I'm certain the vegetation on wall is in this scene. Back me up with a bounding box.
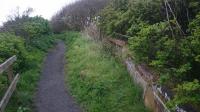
[99,0,200,110]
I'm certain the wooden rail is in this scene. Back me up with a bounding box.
[0,56,19,112]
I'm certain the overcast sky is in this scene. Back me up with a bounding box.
[0,0,77,25]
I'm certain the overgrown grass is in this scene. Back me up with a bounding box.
[65,32,148,112]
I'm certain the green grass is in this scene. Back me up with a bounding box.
[65,32,148,112]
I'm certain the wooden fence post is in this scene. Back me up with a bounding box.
[6,65,14,83]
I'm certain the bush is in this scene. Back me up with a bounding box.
[129,22,170,63]
[0,33,28,71]
[99,0,162,37]
[100,0,200,109]
[167,80,200,110]
[1,15,51,46]
[23,16,51,41]
[0,11,55,112]
[30,34,55,52]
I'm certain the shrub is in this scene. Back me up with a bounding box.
[99,0,200,110]
[167,80,200,110]
[30,34,55,52]
[0,33,27,71]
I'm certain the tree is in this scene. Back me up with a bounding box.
[51,0,108,32]
[0,8,51,45]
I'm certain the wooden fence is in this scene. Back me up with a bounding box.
[0,56,19,112]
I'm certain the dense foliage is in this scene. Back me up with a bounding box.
[0,9,55,111]
[0,10,51,45]
[99,0,200,110]
[51,0,108,32]
[22,16,51,43]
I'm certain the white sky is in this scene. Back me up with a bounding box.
[0,0,77,25]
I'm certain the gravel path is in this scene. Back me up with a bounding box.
[36,41,82,112]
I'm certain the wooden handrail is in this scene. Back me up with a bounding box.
[0,55,19,112]
[0,74,20,112]
[0,56,17,74]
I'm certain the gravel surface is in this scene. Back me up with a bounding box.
[36,41,82,112]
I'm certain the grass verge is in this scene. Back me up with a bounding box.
[65,32,148,112]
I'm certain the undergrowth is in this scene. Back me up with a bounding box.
[6,49,44,112]
[65,32,148,112]
[4,34,55,112]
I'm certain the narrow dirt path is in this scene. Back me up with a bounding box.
[36,41,82,112]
